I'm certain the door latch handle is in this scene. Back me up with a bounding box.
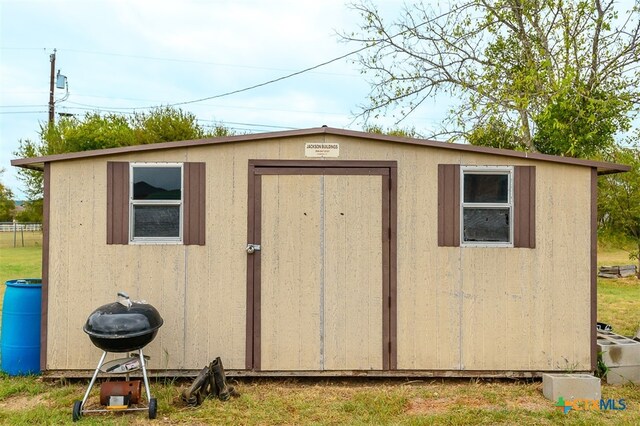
[246,243,261,254]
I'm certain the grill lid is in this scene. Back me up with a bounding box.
[83,292,163,339]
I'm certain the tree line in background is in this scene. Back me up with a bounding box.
[0,168,15,222]
[598,145,640,271]
[348,0,640,274]
[1,1,639,272]
[345,0,640,157]
[0,107,231,222]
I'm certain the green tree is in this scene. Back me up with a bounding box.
[13,138,45,202]
[131,107,206,145]
[345,0,640,157]
[14,199,43,223]
[44,112,135,153]
[15,113,137,202]
[13,107,232,220]
[599,145,640,277]
[465,117,525,151]
[363,124,418,138]
[0,168,16,222]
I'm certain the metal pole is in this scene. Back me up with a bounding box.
[48,49,56,127]
[138,349,153,402]
[13,220,16,248]
[81,351,108,409]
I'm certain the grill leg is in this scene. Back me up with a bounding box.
[81,351,108,409]
[138,349,153,402]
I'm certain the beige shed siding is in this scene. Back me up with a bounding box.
[457,155,591,371]
[182,144,247,369]
[322,175,383,370]
[45,134,592,372]
[393,150,463,370]
[260,175,324,370]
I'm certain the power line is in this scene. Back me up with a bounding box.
[132,45,372,110]
[0,106,302,133]
[197,120,297,130]
[0,105,46,108]
[61,99,349,117]
[0,110,47,114]
[77,7,455,111]
[0,47,49,51]
[3,8,454,117]
[2,47,368,114]
[0,46,360,78]
[60,48,360,77]
[65,99,160,108]
[63,102,139,111]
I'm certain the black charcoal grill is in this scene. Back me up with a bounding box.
[83,294,163,352]
[73,292,163,421]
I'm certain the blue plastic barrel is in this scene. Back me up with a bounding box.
[1,279,42,375]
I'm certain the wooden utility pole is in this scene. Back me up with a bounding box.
[48,49,56,127]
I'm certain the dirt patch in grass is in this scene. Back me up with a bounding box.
[504,396,549,412]
[406,397,452,414]
[403,381,552,417]
[405,394,520,415]
[0,393,50,411]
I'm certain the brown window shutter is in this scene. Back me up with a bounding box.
[514,166,536,248]
[438,164,460,247]
[106,162,129,244]
[183,162,206,245]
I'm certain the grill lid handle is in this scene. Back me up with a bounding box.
[117,292,132,308]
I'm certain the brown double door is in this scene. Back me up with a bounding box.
[246,161,396,371]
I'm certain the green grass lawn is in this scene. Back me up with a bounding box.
[0,234,638,424]
[0,231,42,278]
[0,245,42,287]
[598,278,640,336]
[0,376,637,425]
[596,246,640,336]
[0,232,42,315]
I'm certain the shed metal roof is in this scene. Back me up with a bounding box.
[10,126,631,175]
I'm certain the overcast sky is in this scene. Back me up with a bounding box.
[0,0,453,199]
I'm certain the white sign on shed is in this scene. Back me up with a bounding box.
[305,143,339,158]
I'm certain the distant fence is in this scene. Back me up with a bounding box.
[0,222,43,248]
[0,222,42,232]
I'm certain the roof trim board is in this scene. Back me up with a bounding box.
[10,126,631,174]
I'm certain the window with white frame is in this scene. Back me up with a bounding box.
[461,166,513,245]
[130,163,183,243]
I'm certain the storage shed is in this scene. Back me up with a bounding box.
[11,127,630,377]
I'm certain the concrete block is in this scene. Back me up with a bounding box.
[605,365,640,385]
[542,374,601,402]
[598,342,640,366]
[597,332,640,367]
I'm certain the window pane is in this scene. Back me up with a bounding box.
[463,208,510,242]
[464,174,508,203]
[133,206,180,238]
[133,167,181,200]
